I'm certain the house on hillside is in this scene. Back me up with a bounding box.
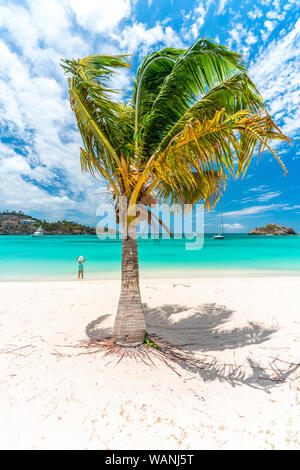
[20,219,33,225]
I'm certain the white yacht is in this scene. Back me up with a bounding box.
[32,226,44,237]
[213,233,224,239]
[213,206,224,239]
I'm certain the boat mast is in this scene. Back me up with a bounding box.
[219,202,224,235]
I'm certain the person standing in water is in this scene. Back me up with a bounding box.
[76,255,86,279]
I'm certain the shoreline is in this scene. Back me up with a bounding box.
[1,268,300,282]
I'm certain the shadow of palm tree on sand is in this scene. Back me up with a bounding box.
[143,303,276,352]
[86,314,113,340]
[85,302,299,391]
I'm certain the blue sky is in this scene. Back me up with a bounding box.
[0,0,299,232]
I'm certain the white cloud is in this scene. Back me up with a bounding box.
[115,22,182,53]
[266,11,285,21]
[194,1,207,27]
[260,29,271,42]
[239,189,282,204]
[223,223,244,230]
[0,144,74,218]
[283,205,300,210]
[250,19,300,136]
[228,23,257,55]
[264,20,277,32]
[217,0,230,15]
[191,23,199,39]
[245,31,258,45]
[0,0,87,68]
[256,191,282,202]
[0,142,104,223]
[284,0,299,10]
[68,0,132,33]
[182,0,212,41]
[248,185,268,192]
[0,1,102,221]
[248,7,263,20]
[223,204,286,217]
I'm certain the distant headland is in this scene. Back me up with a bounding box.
[248,223,297,235]
[0,211,105,235]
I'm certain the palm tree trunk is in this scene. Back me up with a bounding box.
[113,227,146,346]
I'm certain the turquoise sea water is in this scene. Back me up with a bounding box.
[0,234,300,280]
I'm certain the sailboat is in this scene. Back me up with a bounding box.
[214,233,224,239]
[213,207,224,239]
[32,226,44,237]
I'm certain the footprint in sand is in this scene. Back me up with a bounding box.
[172,283,191,288]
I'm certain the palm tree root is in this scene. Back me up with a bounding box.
[49,334,209,376]
[2,336,299,385]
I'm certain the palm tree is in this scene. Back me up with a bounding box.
[61,39,289,347]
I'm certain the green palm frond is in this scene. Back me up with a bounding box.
[140,39,246,158]
[133,48,185,152]
[151,109,289,207]
[155,170,227,209]
[61,55,134,176]
[154,72,264,157]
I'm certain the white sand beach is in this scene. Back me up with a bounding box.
[0,277,299,450]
